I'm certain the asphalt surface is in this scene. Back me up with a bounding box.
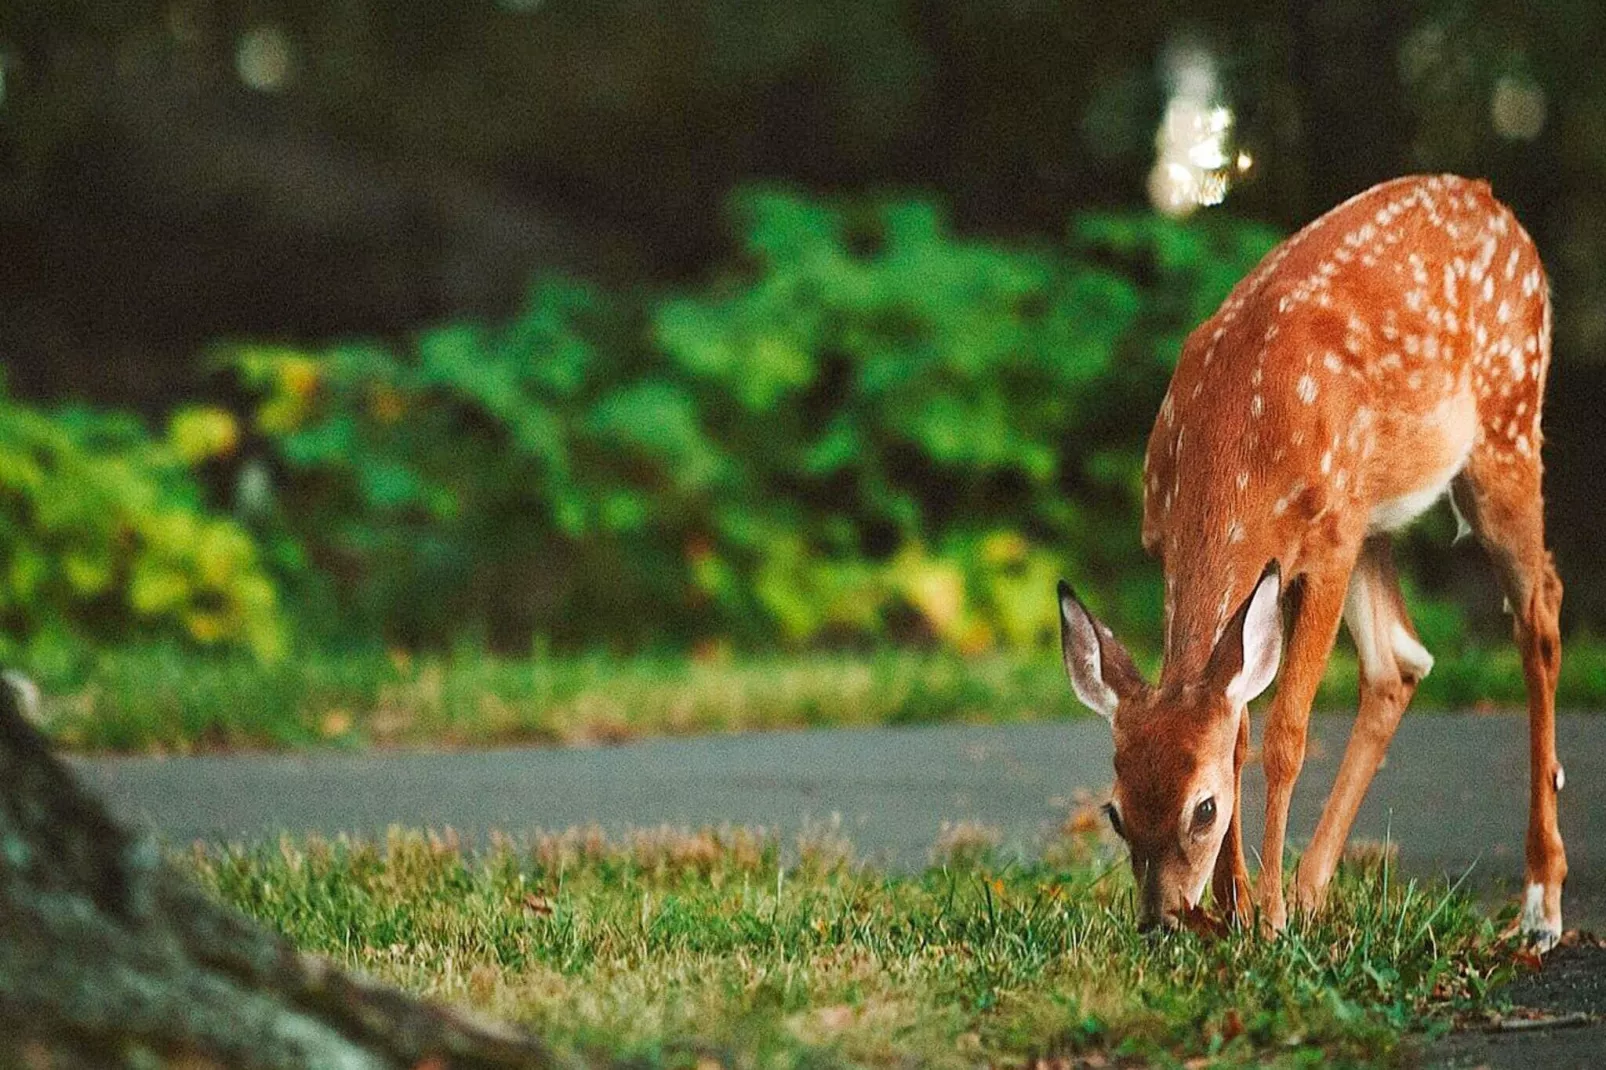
[1430,943,1606,1070]
[71,712,1606,926]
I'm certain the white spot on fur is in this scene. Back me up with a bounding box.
[1297,374,1318,404]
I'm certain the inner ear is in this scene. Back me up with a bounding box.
[1208,562,1284,708]
[1057,580,1146,722]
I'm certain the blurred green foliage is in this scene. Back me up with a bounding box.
[0,384,283,666]
[227,190,1280,655]
[227,280,645,649]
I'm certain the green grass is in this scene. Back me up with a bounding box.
[181,825,1514,1069]
[26,635,1606,755]
[33,646,1078,753]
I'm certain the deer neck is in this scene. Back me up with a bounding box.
[1159,538,1269,687]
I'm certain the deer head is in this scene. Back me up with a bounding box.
[1058,563,1283,930]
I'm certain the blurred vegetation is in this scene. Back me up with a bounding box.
[5,2,1606,739]
[0,383,282,667]
[215,191,1279,656]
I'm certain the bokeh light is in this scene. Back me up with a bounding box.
[1147,38,1248,217]
[1490,74,1546,141]
[236,25,293,93]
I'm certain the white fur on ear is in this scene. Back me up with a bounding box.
[1224,568,1283,708]
[1059,586,1119,721]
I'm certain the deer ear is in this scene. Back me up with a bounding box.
[1058,580,1144,723]
[1211,562,1284,708]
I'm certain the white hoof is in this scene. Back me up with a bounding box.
[1520,882,1562,953]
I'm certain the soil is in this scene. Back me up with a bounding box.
[1428,937,1606,1069]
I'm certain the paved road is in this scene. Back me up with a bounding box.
[72,713,1606,924]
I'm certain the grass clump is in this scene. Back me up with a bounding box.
[183,825,1512,1068]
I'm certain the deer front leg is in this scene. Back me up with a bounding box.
[1212,707,1254,924]
[1257,567,1351,933]
[1295,537,1426,913]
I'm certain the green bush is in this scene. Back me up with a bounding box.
[231,190,1282,654]
[228,280,657,648]
[0,388,284,665]
[652,192,1277,649]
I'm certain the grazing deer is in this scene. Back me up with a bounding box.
[1058,174,1566,947]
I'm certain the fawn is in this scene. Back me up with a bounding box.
[1058,174,1566,947]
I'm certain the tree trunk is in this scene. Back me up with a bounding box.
[0,675,571,1069]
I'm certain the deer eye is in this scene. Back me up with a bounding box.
[1192,797,1217,832]
[1102,802,1125,839]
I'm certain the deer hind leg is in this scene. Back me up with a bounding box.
[1294,537,1428,914]
[1258,557,1356,933]
[1453,455,1566,949]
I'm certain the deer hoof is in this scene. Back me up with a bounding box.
[1519,882,1563,953]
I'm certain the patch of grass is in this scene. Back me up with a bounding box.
[34,646,1077,753]
[182,825,1513,1068]
[29,635,1606,754]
